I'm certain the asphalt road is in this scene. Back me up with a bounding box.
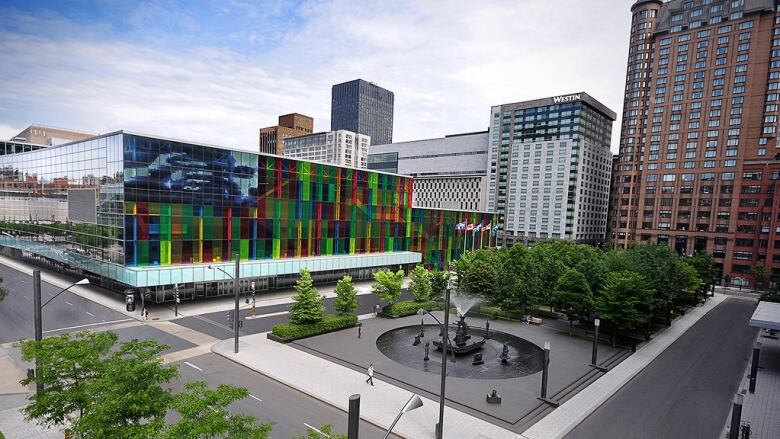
[175,290,413,340]
[171,353,396,439]
[566,298,758,439]
[0,263,129,343]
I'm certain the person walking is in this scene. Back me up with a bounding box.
[366,363,374,386]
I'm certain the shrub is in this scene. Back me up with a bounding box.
[382,300,439,318]
[272,314,358,341]
[760,292,780,303]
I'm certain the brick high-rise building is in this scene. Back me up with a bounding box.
[611,0,780,286]
[258,113,313,155]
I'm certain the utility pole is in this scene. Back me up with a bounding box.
[234,257,240,354]
[33,269,43,394]
[173,283,179,317]
[250,280,256,316]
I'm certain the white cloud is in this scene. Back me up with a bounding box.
[0,0,632,152]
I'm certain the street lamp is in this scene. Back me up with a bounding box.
[384,394,423,439]
[32,269,89,393]
[417,273,455,439]
[208,257,241,354]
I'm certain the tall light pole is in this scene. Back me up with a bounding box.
[32,269,89,393]
[208,257,241,354]
[437,275,454,438]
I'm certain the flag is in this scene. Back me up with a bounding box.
[474,224,482,233]
[484,222,491,230]
[466,223,474,231]
[455,222,466,231]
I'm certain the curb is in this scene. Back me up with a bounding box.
[520,293,727,439]
[210,337,408,438]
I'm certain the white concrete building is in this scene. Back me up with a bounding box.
[487,93,615,244]
[368,131,488,211]
[283,130,370,169]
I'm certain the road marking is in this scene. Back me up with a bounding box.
[244,310,289,320]
[65,302,73,306]
[43,318,133,334]
[184,361,203,372]
[248,394,262,402]
[85,311,95,317]
[303,423,328,436]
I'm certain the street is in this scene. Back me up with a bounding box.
[0,261,399,438]
[566,298,758,439]
[0,264,129,343]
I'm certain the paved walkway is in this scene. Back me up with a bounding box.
[722,328,780,439]
[521,291,727,439]
[213,334,523,439]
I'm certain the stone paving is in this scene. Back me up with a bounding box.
[290,311,627,431]
[723,328,780,439]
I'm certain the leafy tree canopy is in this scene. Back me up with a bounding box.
[333,275,358,316]
[372,269,405,304]
[289,268,324,324]
[409,265,433,302]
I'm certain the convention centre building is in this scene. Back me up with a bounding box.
[0,132,499,302]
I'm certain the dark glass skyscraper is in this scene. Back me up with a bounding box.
[331,79,394,145]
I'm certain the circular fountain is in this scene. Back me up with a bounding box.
[375,296,545,379]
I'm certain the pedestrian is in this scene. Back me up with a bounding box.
[358,322,362,338]
[366,363,374,386]
[144,308,149,321]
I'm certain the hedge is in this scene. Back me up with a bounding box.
[272,314,358,341]
[760,292,780,303]
[382,299,439,318]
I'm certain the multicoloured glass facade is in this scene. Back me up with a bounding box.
[0,131,498,301]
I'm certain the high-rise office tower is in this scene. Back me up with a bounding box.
[331,79,394,145]
[259,113,313,155]
[283,129,370,169]
[487,93,616,245]
[611,0,780,286]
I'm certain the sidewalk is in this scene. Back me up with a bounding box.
[213,334,522,439]
[0,345,60,438]
[520,291,727,439]
[722,328,780,439]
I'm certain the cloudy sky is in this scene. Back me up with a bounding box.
[0,0,632,152]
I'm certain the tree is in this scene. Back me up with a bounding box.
[372,269,404,305]
[19,331,118,431]
[159,381,272,439]
[595,271,654,346]
[450,250,500,299]
[552,269,593,336]
[409,265,432,302]
[429,270,450,302]
[72,339,179,438]
[333,275,358,316]
[289,268,324,324]
[574,254,608,295]
[751,264,773,290]
[687,252,718,290]
[680,262,704,303]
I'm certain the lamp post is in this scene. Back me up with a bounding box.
[418,274,455,438]
[537,341,559,407]
[32,269,89,393]
[208,257,241,354]
[728,391,744,439]
[749,341,761,393]
[250,280,257,316]
[384,394,423,439]
[589,318,608,372]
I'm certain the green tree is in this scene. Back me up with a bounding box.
[73,339,179,438]
[333,275,358,316]
[159,381,272,439]
[680,262,704,303]
[687,252,718,291]
[429,270,450,302]
[595,271,654,346]
[19,331,117,431]
[409,265,432,302]
[372,269,405,305]
[574,254,608,295]
[751,264,773,290]
[552,269,593,336]
[289,268,324,324]
[451,250,500,299]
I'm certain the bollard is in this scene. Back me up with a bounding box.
[749,342,761,393]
